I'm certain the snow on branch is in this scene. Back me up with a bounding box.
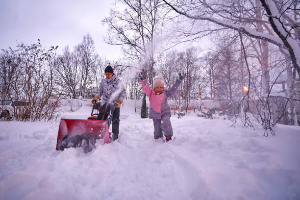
[163,0,300,76]
[260,0,300,77]
[163,0,283,46]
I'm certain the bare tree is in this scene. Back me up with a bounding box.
[182,47,200,112]
[163,0,300,77]
[54,46,80,99]
[76,34,99,98]
[157,47,201,114]
[0,48,19,102]
[203,52,217,100]
[0,41,59,121]
[103,0,170,85]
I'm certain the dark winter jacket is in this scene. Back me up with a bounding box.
[97,75,126,104]
[141,78,182,119]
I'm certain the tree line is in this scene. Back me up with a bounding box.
[103,0,299,134]
[1,0,299,134]
[0,34,108,120]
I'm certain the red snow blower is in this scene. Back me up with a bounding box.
[56,102,115,153]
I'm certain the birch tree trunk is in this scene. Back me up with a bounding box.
[256,0,271,130]
[286,57,297,125]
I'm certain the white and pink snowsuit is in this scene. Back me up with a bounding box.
[141,78,183,139]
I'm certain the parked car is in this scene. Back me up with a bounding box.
[0,100,29,119]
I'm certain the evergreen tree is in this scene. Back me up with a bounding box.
[141,94,147,118]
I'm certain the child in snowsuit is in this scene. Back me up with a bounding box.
[140,70,184,141]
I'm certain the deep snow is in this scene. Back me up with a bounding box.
[0,99,300,200]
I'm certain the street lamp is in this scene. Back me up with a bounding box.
[242,85,249,94]
[242,85,249,112]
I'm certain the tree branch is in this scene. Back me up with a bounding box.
[163,0,300,77]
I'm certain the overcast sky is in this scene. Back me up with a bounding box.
[0,0,121,60]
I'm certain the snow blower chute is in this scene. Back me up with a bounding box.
[56,102,115,153]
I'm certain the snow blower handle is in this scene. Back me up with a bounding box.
[92,96,99,104]
[92,101,101,110]
[89,101,101,119]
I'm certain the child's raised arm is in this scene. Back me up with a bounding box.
[166,73,185,97]
[140,69,152,96]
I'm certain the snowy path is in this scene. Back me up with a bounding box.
[0,100,300,200]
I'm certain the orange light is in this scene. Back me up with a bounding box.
[243,86,249,92]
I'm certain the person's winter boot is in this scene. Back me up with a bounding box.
[166,137,172,142]
[113,133,119,141]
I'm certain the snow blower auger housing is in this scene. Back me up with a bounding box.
[56,102,115,153]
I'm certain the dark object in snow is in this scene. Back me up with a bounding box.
[177,112,185,119]
[0,110,10,119]
[81,132,97,153]
[218,110,228,116]
[197,108,216,119]
[59,132,97,153]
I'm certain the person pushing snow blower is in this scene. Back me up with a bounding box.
[140,69,185,141]
[92,65,126,141]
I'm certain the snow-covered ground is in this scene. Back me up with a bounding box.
[0,100,299,200]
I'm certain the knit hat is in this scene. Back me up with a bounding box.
[105,65,114,74]
[153,76,164,88]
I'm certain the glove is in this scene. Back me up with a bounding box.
[179,73,185,81]
[115,100,122,108]
[140,69,146,80]
[92,96,99,104]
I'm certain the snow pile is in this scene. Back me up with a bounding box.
[0,100,299,200]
